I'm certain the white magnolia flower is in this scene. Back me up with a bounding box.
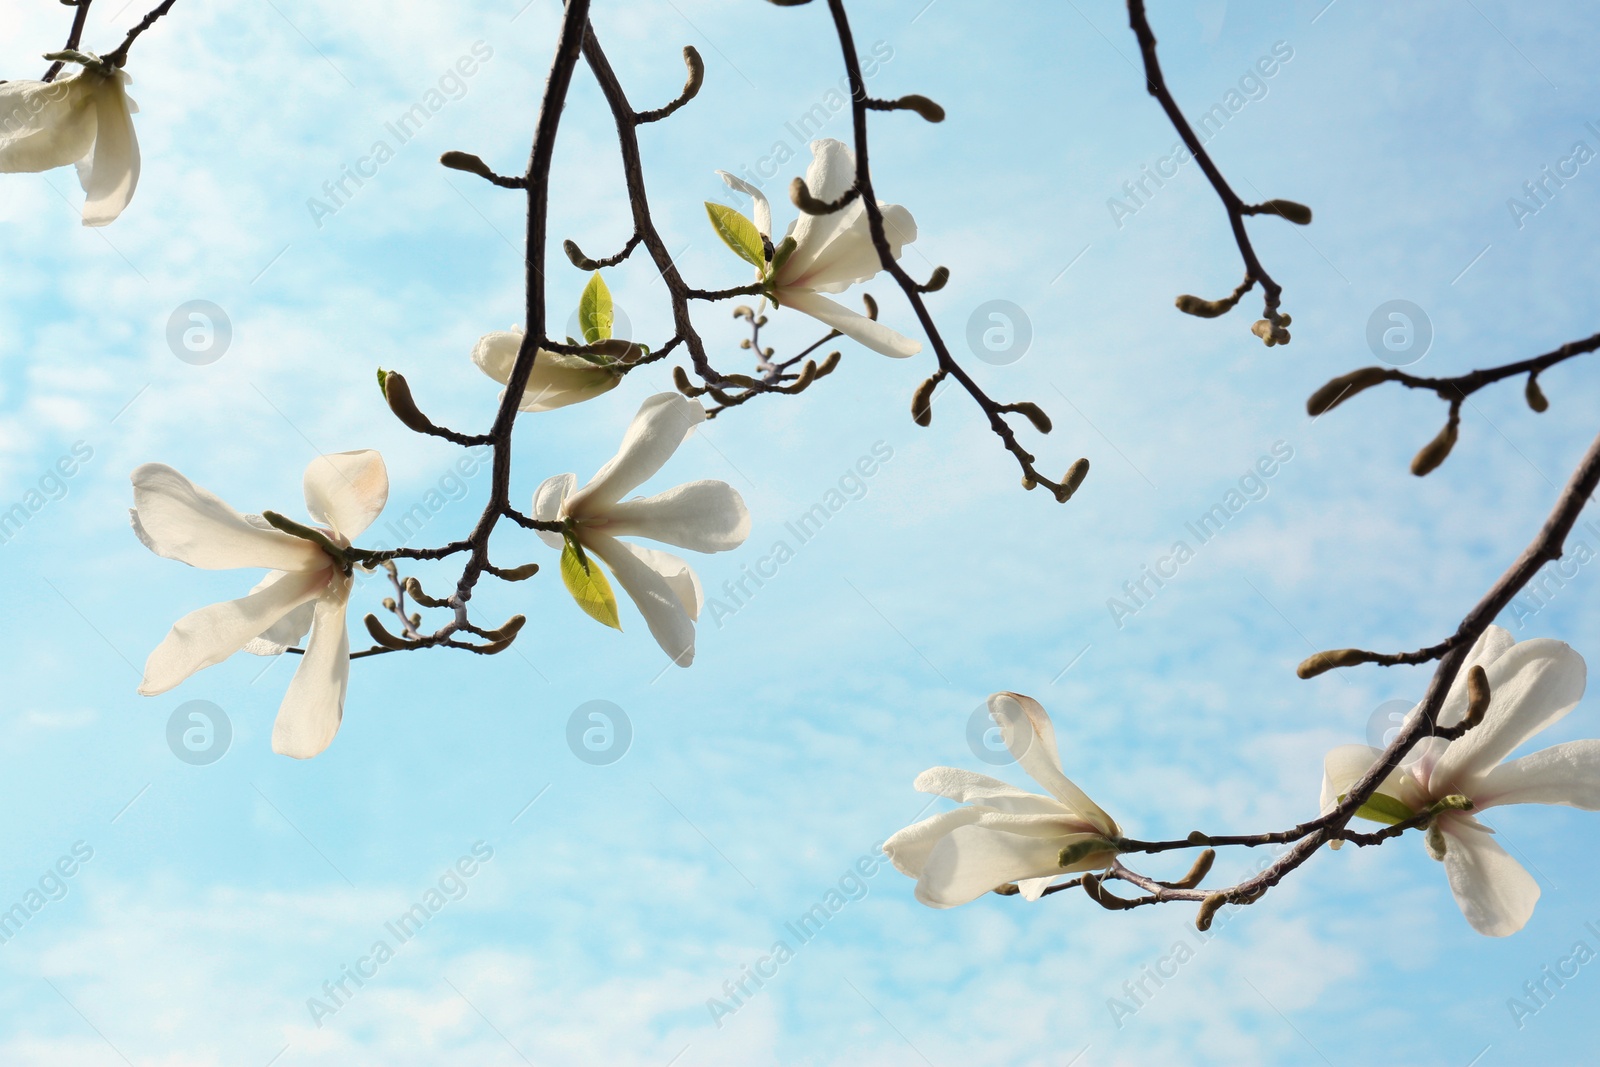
[472,326,621,413]
[1321,625,1593,936]
[131,452,389,759]
[534,393,749,666]
[0,57,140,226]
[885,692,1122,908]
[718,138,921,358]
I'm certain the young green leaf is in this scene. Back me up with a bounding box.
[560,538,621,630]
[579,272,613,343]
[1347,791,1417,826]
[705,202,766,270]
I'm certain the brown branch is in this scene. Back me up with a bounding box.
[103,0,179,67]
[820,0,1087,501]
[42,0,96,81]
[1126,0,1299,336]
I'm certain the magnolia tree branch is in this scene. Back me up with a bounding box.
[1052,424,1600,923]
[1307,327,1600,476]
[1126,0,1309,345]
[819,0,1090,502]
[43,0,180,80]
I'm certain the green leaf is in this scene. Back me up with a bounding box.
[770,235,797,277]
[560,538,621,630]
[1347,791,1416,826]
[705,202,766,270]
[579,272,613,344]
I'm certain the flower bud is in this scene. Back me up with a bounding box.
[1054,458,1089,502]
[1296,647,1371,679]
[673,366,706,397]
[1195,893,1228,931]
[1410,420,1458,477]
[1008,401,1052,434]
[922,265,950,292]
[1526,375,1549,412]
[1260,198,1313,225]
[363,613,411,649]
[1170,849,1216,889]
[1175,292,1240,318]
[911,377,938,426]
[378,369,439,436]
[1463,665,1490,730]
[495,562,541,581]
[1306,366,1391,416]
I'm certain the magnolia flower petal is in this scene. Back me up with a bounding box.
[1319,744,1427,814]
[131,463,324,572]
[787,203,918,294]
[566,393,706,515]
[916,814,1111,909]
[601,480,751,553]
[1441,818,1541,937]
[241,572,316,655]
[77,70,138,226]
[1472,740,1600,810]
[532,473,576,550]
[717,169,771,237]
[883,807,986,880]
[989,693,1118,835]
[913,766,1072,816]
[303,450,389,540]
[271,584,352,759]
[784,139,860,272]
[617,543,703,620]
[139,568,328,695]
[779,289,921,358]
[0,74,98,172]
[586,531,696,666]
[1436,625,1519,728]
[469,329,524,384]
[1431,638,1587,791]
[1015,875,1063,901]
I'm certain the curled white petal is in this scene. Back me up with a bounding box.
[271,581,353,759]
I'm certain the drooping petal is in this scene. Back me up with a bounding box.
[783,203,917,294]
[564,393,706,516]
[138,568,329,695]
[883,807,986,880]
[612,542,703,620]
[471,330,620,412]
[1472,740,1600,811]
[914,766,1078,817]
[131,463,325,572]
[76,69,138,226]
[1430,639,1587,791]
[778,289,921,358]
[599,480,750,553]
[717,169,772,238]
[272,580,352,759]
[532,473,575,550]
[0,73,98,173]
[915,812,1114,909]
[241,572,316,655]
[585,530,696,666]
[1439,818,1541,937]
[1435,625,1519,729]
[303,450,389,540]
[989,692,1118,835]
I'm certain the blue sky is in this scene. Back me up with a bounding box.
[4,0,1600,1063]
